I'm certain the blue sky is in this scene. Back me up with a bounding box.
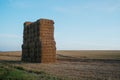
[0,0,120,51]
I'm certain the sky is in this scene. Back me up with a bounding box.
[0,0,120,51]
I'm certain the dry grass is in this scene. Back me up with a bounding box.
[57,50,120,59]
[0,50,120,80]
[0,51,21,61]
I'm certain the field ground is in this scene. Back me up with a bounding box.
[0,50,120,80]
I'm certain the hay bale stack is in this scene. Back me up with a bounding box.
[22,19,56,63]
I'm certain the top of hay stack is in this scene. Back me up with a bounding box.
[24,18,54,27]
[37,18,54,24]
[24,22,32,27]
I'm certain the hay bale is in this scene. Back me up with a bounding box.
[22,18,56,63]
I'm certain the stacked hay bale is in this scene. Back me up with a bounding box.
[22,19,56,63]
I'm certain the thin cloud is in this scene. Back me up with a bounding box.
[54,5,83,14]
[8,0,33,9]
[55,0,120,14]
[83,1,120,12]
[84,0,120,12]
[0,34,21,38]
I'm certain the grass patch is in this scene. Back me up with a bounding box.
[0,63,63,80]
[0,65,37,80]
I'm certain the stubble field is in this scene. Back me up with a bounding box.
[0,50,120,80]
